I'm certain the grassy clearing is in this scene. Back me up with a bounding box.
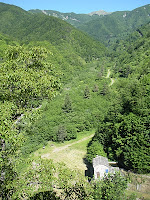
[30,130,95,173]
[34,129,95,153]
[70,138,91,151]
[17,130,94,175]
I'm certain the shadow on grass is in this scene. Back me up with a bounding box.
[83,157,94,181]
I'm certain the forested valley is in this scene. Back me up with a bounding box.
[0,2,150,200]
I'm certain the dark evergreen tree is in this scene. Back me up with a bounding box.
[56,125,67,142]
[92,84,99,92]
[100,83,109,95]
[96,72,103,80]
[84,86,90,98]
[62,94,72,113]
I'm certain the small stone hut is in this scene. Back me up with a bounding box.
[92,155,119,179]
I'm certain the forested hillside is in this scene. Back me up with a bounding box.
[29,4,150,45]
[78,4,150,45]
[0,2,105,62]
[87,22,150,173]
[29,9,104,27]
[0,33,19,58]
[0,2,149,200]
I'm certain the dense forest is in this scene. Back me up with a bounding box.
[78,4,150,45]
[87,23,150,173]
[29,4,150,45]
[0,2,150,200]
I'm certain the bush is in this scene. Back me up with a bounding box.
[93,172,128,200]
[86,141,107,163]
[65,125,77,140]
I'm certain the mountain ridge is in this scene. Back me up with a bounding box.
[88,10,112,16]
[0,2,106,67]
[28,9,102,27]
[28,4,150,45]
[78,4,150,45]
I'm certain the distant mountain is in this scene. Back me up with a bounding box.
[0,3,105,62]
[1,2,150,49]
[29,9,108,27]
[88,10,112,16]
[77,4,150,45]
[29,4,150,45]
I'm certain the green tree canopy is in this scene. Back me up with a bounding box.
[0,45,61,109]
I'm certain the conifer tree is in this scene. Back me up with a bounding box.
[84,86,90,98]
[57,125,67,142]
[62,94,72,113]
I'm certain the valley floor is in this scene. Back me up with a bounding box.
[33,130,95,173]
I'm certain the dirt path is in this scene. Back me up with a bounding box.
[110,78,115,86]
[53,134,94,153]
[41,133,94,172]
[106,69,115,86]
[106,69,111,78]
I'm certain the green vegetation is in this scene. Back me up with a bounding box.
[29,4,150,46]
[1,45,61,108]
[0,2,105,62]
[29,8,102,27]
[0,2,150,199]
[86,141,107,163]
[0,33,19,58]
[0,45,61,198]
[19,59,110,155]
[89,23,150,173]
[10,158,129,199]
[78,4,150,45]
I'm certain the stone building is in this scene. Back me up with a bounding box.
[92,155,119,179]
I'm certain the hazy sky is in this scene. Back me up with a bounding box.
[1,0,150,13]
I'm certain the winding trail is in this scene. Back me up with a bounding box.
[110,78,115,86]
[52,134,94,153]
[40,133,94,171]
[106,69,111,78]
[106,69,115,86]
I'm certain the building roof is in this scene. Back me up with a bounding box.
[93,156,109,168]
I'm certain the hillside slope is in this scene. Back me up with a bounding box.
[29,4,150,45]
[29,9,111,27]
[0,32,19,58]
[90,22,150,173]
[0,3,105,62]
[78,4,150,45]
